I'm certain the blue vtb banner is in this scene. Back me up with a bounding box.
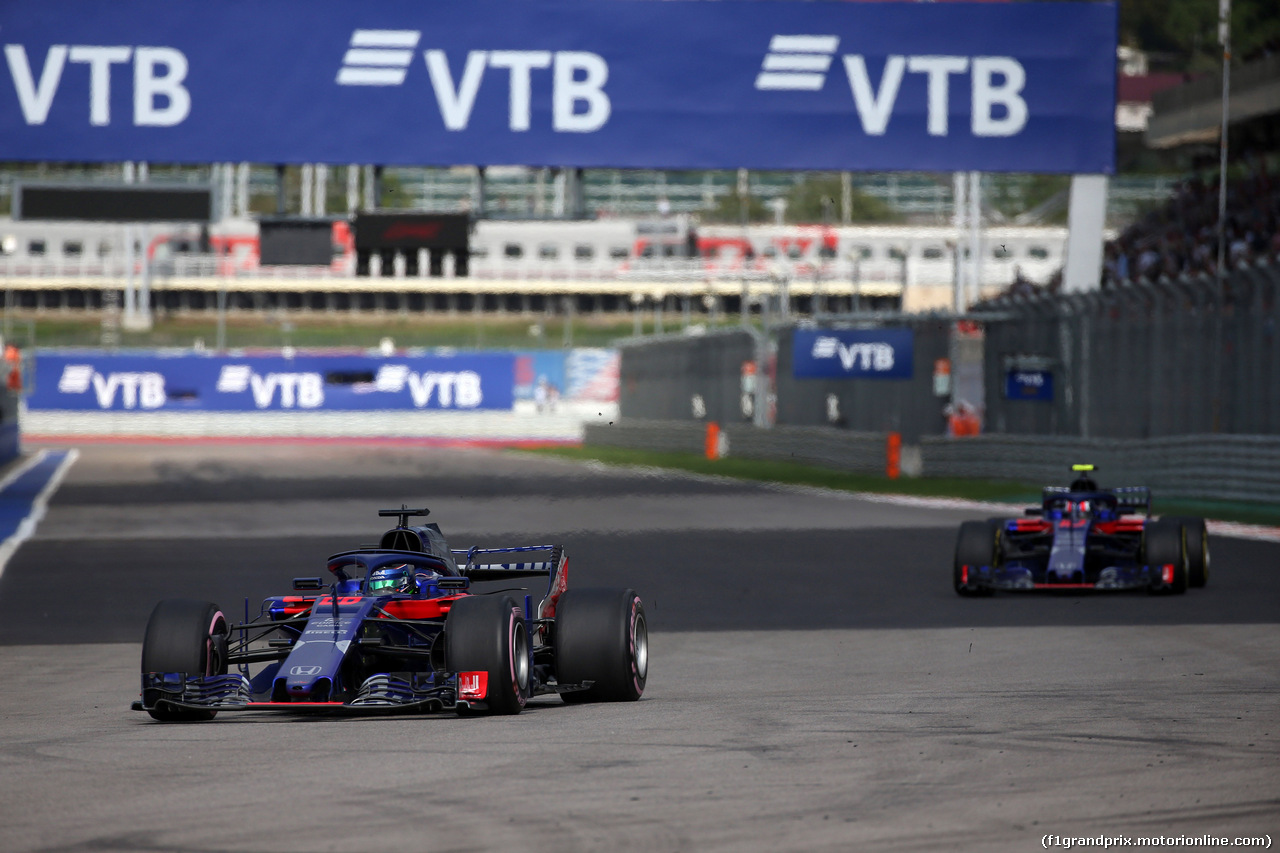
[29,352,515,411]
[793,329,914,379]
[1005,369,1053,401]
[0,0,1116,173]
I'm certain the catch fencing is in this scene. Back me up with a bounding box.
[605,262,1280,502]
[618,261,1280,440]
[618,320,955,441]
[983,261,1280,438]
[617,330,758,425]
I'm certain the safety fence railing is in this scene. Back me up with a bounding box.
[584,420,1280,504]
[921,433,1280,504]
[982,260,1280,438]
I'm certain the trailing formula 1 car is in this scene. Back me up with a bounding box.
[953,465,1210,596]
[133,507,648,721]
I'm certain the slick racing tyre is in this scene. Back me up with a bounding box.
[1142,520,1189,595]
[555,588,648,704]
[140,599,228,722]
[446,595,531,716]
[954,520,999,597]
[1166,516,1209,588]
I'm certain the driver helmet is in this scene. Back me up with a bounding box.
[367,564,415,596]
[1070,475,1099,492]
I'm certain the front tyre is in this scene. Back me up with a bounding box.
[140,599,228,722]
[556,588,648,703]
[446,595,531,716]
[954,520,999,597]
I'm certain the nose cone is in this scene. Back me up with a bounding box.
[285,665,327,696]
[286,672,332,701]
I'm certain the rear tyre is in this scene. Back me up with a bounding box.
[1142,520,1188,595]
[556,588,648,703]
[446,595,530,716]
[140,599,228,722]
[954,520,999,597]
[1166,516,1209,588]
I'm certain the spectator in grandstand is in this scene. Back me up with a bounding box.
[1100,156,1280,287]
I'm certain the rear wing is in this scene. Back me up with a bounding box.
[1112,487,1151,515]
[1041,485,1151,515]
[453,545,558,580]
[452,544,570,621]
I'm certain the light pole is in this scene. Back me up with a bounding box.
[1214,0,1231,432]
[1216,0,1231,281]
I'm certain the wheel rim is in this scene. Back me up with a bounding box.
[513,619,530,692]
[633,612,649,681]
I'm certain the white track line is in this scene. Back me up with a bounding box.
[0,449,80,581]
[0,449,48,492]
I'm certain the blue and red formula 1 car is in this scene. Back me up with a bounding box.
[953,465,1210,596]
[133,507,648,721]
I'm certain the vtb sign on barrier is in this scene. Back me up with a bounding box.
[792,329,914,380]
[31,353,515,412]
[0,0,1117,173]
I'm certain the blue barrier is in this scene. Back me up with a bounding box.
[0,0,1116,173]
[30,352,516,411]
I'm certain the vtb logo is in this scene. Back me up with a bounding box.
[58,364,166,409]
[2,44,190,126]
[335,29,610,133]
[216,365,324,409]
[811,336,896,373]
[756,34,1028,138]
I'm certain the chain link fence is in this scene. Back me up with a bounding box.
[618,329,757,424]
[606,262,1280,500]
[618,319,955,441]
[983,262,1280,438]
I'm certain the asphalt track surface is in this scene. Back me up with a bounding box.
[0,443,1276,853]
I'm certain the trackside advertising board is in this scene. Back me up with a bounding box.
[0,1,1116,173]
[1005,369,1054,401]
[792,329,914,379]
[29,353,516,411]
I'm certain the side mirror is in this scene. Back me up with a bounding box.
[437,577,470,591]
[1024,507,1042,517]
[293,577,324,591]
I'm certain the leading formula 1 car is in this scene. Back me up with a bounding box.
[132,507,648,720]
[953,465,1209,595]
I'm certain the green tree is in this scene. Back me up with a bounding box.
[709,191,770,224]
[1120,0,1279,72]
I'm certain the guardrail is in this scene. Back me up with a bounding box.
[584,419,1280,505]
[922,434,1280,504]
[585,420,888,474]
